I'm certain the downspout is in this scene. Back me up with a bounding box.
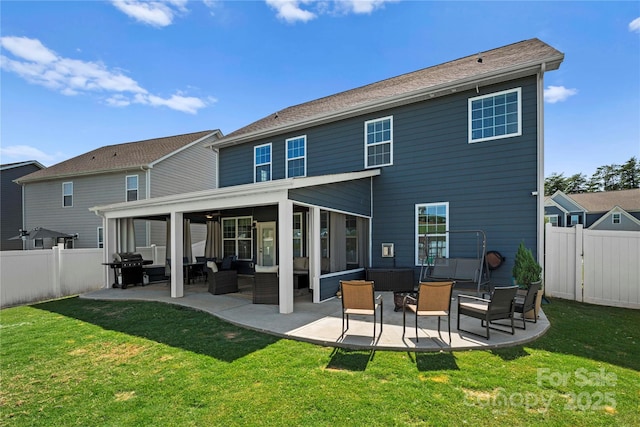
[537,63,546,272]
[145,166,151,246]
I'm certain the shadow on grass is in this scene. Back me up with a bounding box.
[527,298,640,371]
[490,346,531,361]
[326,347,375,371]
[33,297,279,363]
[414,351,460,371]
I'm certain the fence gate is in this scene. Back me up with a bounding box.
[545,223,640,309]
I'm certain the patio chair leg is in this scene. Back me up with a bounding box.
[415,313,419,342]
[402,306,406,338]
[486,317,490,340]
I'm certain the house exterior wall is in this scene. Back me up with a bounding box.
[149,139,218,197]
[288,179,372,216]
[23,171,148,249]
[1,164,42,250]
[219,76,541,284]
[590,213,640,231]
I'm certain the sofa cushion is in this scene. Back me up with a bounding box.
[255,265,279,274]
[207,261,218,272]
[293,257,308,271]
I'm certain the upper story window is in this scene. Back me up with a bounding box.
[62,182,73,207]
[469,88,521,143]
[286,136,306,178]
[254,143,272,182]
[126,175,138,202]
[612,213,621,224]
[416,202,449,265]
[364,116,393,168]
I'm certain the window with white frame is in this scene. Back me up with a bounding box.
[222,217,253,260]
[254,143,272,182]
[469,88,521,143]
[364,116,393,168]
[97,227,104,248]
[62,182,73,207]
[293,212,303,257]
[570,214,580,226]
[286,136,306,178]
[126,175,138,202]
[320,210,330,258]
[545,215,559,227]
[612,213,621,224]
[416,202,449,265]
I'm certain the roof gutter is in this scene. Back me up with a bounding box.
[209,53,564,148]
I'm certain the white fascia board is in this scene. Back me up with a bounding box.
[544,198,569,214]
[210,56,564,149]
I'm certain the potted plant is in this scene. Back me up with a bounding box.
[512,241,543,318]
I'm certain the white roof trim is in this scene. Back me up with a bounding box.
[550,190,588,213]
[1,160,45,171]
[90,169,380,219]
[544,197,569,214]
[589,205,640,229]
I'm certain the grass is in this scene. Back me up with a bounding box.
[1,297,638,426]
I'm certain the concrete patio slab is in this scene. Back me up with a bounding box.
[81,278,550,352]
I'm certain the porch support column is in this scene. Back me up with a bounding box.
[170,211,184,298]
[309,206,321,303]
[104,217,118,288]
[278,199,294,314]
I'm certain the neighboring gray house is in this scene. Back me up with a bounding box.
[93,39,563,314]
[545,189,640,231]
[1,161,45,250]
[16,130,222,249]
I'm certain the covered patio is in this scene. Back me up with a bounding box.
[91,170,380,314]
[81,278,550,351]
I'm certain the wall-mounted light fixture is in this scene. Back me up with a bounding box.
[381,243,394,258]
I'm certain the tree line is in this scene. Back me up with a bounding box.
[545,156,639,196]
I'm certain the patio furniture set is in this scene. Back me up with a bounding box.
[339,279,541,342]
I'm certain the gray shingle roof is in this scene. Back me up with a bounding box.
[567,189,640,212]
[218,38,563,144]
[17,130,219,183]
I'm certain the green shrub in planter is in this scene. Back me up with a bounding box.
[512,241,542,289]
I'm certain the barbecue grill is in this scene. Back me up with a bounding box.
[104,252,152,289]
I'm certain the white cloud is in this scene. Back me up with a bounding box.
[0,145,64,166]
[266,0,316,23]
[0,36,209,114]
[111,0,188,27]
[544,85,578,104]
[629,17,640,33]
[265,0,396,23]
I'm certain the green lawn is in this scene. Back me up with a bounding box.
[1,297,638,426]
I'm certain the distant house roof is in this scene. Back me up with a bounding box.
[1,160,45,171]
[212,38,563,147]
[16,130,222,183]
[566,189,640,213]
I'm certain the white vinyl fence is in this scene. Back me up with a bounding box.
[1,247,104,308]
[545,223,640,309]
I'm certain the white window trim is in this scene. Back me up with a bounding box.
[415,202,449,266]
[364,115,393,168]
[126,175,138,202]
[286,135,307,178]
[612,213,621,224]
[570,214,579,225]
[62,181,73,207]
[97,226,104,248]
[468,87,522,144]
[222,216,253,261]
[545,215,559,227]
[254,143,272,183]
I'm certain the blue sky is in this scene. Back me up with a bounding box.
[1,1,639,178]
